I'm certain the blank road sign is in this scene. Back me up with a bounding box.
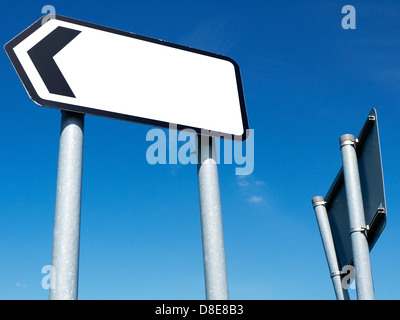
[5,15,249,140]
[325,108,386,269]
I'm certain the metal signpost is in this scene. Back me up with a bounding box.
[339,133,375,299]
[197,136,229,300]
[50,111,84,300]
[5,15,249,300]
[312,108,386,300]
[312,196,350,300]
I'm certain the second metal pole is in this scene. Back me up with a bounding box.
[196,135,229,300]
[312,196,350,300]
[339,134,375,300]
[49,111,84,300]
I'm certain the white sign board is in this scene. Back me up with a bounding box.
[5,15,249,140]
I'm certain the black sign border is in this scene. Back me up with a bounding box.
[5,15,250,141]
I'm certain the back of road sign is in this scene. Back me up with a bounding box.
[325,108,386,270]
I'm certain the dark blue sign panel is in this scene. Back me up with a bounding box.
[325,108,386,269]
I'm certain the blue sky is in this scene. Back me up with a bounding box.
[1,0,400,300]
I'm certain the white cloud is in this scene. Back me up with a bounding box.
[248,196,263,203]
[16,282,28,288]
[237,175,250,187]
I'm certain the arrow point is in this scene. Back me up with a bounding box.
[28,26,81,98]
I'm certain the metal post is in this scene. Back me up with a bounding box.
[339,134,375,300]
[196,135,229,300]
[312,196,350,300]
[49,111,84,300]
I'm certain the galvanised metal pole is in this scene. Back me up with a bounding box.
[312,196,350,300]
[339,134,375,300]
[49,111,84,300]
[196,135,229,300]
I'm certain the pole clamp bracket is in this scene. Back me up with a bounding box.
[349,225,370,236]
[330,271,344,279]
[340,140,355,149]
[312,201,326,208]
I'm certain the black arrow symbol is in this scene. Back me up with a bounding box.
[28,26,81,98]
